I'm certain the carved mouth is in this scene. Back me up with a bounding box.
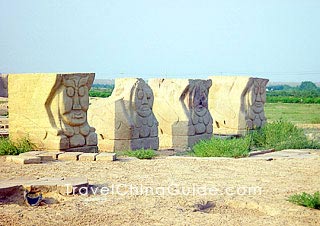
[254,102,263,108]
[196,106,204,111]
[73,113,84,119]
[140,105,150,111]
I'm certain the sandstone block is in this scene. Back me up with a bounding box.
[58,152,83,161]
[19,151,62,161]
[208,76,269,135]
[4,177,89,195]
[95,152,116,161]
[8,73,98,152]
[0,183,22,199]
[7,155,41,164]
[149,79,213,149]
[88,78,159,151]
[78,153,99,161]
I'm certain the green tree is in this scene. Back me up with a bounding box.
[299,81,317,90]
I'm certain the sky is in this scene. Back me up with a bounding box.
[0,0,320,82]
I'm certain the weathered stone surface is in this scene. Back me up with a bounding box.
[20,151,64,160]
[41,151,65,160]
[58,152,83,161]
[149,79,213,149]
[248,149,319,159]
[19,151,48,156]
[0,177,88,197]
[88,78,159,151]
[19,150,62,161]
[78,153,99,161]
[95,152,116,161]
[23,177,88,195]
[0,184,23,199]
[6,155,41,164]
[8,73,98,152]
[208,76,269,135]
[0,74,8,97]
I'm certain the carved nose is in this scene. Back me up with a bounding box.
[73,93,82,110]
[142,95,148,104]
[256,92,262,102]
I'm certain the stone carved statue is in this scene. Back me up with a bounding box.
[208,76,269,135]
[181,80,213,136]
[88,78,159,151]
[0,74,8,97]
[9,73,98,152]
[46,74,97,151]
[245,78,268,129]
[131,80,158,140]
[149,79,213,149]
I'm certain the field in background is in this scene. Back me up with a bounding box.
[265,103,320,124]
[265,103,320,142]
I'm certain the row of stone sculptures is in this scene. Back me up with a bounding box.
[4,73,268,152]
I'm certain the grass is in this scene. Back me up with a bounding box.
[288,192,320,209]
[265,103,320,124]
[123,149,157,159]
[0,137,34,155]
[192,120,320,157]
[250,120,320,151]
[192,136,251,158]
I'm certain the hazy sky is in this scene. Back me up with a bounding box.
[1,0,319,82]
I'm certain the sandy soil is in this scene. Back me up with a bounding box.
[0,153,320,226]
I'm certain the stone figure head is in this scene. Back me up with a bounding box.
[59,74,93,126]
[132,79,154,118]
[0,74,8,97]
[247,78,268,113]
[189,80,212,117]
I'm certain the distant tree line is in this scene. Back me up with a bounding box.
[89,84,114,98]
[267,81,320,104]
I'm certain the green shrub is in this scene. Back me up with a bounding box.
[123,149,157,159]
[0,137,34,155]
[288,192,320,209]
[251,120,320,150]
[89,89,112,98]
[192,136,251,158]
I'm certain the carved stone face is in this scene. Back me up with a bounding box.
[248,79,268,113]
[135,81,154,118]
[60,75,90,126]
[191,81,211,117]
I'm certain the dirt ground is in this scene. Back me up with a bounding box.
[0,152,320,226]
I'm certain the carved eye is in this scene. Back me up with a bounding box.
[138,90,144,99]
[78,86,85,96]
[146,92,151,99]
[66,87,75,97]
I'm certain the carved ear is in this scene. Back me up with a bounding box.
[206,79,212,89]
[79,77,89,87]
[262,79,269,87]
[86,74,95,89]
